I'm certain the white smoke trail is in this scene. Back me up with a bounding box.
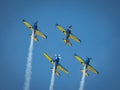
[49,64,55,90]
[79,64,86,90]
[24,31,34,90]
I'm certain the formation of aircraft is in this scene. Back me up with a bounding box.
[43,52,69,76]
[74,54,99,76]
[56,24,81,46]
[22,20,99,76]
[23,19,47,42]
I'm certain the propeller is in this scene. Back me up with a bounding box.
[87,57,92,60]
[55,54,61,59]
[68,25,72,31]
[69,25,72,28]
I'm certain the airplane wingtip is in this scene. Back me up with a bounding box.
[22,19,25,22]
[97,72,99,75]
[45,35,47,39]
[43,52,47,55]
[74,53,77,56]
[79,39,81,43]
[56,24,59,26]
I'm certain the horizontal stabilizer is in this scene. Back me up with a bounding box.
[30,34,39,42]
[80,69,89,76]
[63,39,72,46]
[50,68,61,76]
[55,70,61,76]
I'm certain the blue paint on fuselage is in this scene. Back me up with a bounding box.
[33,21,38,30]
[66,26,72,40]
[32,21,38,36]
[66,29,71,34]
[54,56,60,70]
[54,56,60,65]
[84,57,91,66]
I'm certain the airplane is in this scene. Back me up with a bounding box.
[56,24,81,46]
[43,52,69,76]
[74,54,99,76]
[23,19,47,42]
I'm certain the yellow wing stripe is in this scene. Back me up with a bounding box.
[70,34,81,42]
[57,64,69,74]
[56,24,66,35]
[74,54,85,65]
[43,52,54,64]
[23,20,34,31]
[36,30,47,39]
[87,65,99,75]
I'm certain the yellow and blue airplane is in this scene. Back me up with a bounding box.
[56,24,81,46]
[43,52,69,76]
[74,54,99,76]
[23,20,47,42]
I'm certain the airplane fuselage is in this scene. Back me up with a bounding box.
[84,58,91,69]
[33,21,38,30]
[65,28,72,42]
[32,21,38,38]
[66,30,71,38]
[54,56,60,73]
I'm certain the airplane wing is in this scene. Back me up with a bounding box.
[57,64,69,74]
[74,54,85,65]
[43,52,54,64]
[36,30,47,39]
[70,33,81,42]
[56,24,66,35]
[87,65,99,75]
[23,20,34,31]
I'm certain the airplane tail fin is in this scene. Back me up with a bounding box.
[80,69,89,76]
[29,34,39,42]
[50,68,61,76]
[63,39,72,46]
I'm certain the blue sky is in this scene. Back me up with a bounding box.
[0,0,120,90]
